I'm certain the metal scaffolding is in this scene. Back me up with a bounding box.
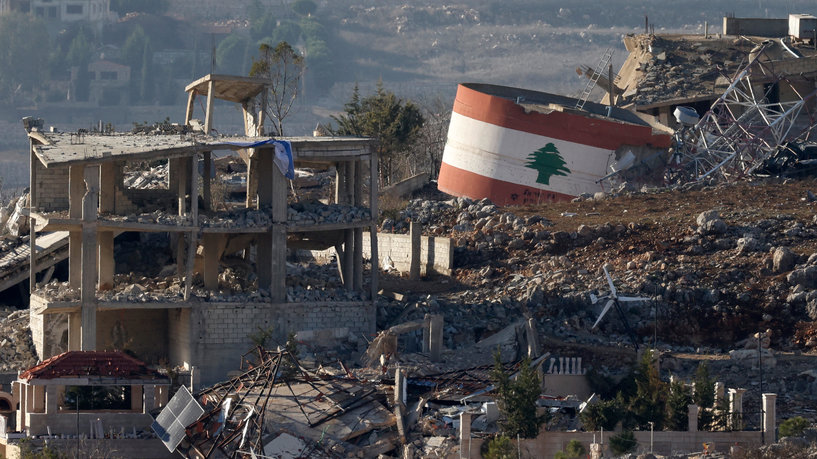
[668,43,817,183]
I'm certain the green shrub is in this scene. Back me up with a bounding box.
[779,416,810,438]
[579,394,624,431]
[481,435,517,459]
[609,430,637,456]
[554,439,586,459]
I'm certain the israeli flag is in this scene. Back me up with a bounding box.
[272,140,295,180]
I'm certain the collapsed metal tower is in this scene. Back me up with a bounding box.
[668,42,817,183]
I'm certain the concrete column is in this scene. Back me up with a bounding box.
[11,381,28,432]
[258,227,286,302]
[68,312,81,351]
[131,385,143,412]
[577,357,583,374]
[69,232,82,288]
[354,228,363,291]
[409,221,421,280]
[176,157,188,216]
[97,231,114,291]
[184,91,196,125]
[394,368,405,407]
[68,165,85,289]
[245,155,256,208]
[45,385,58,414]
[69,165,85,219]
[99,162,115,214]
[29,141,37,295]
[335,161,347,204]
[762,393,777,443]
[548,358,555,374]
[81,166,99,351]
[343,229,354,290]
[688,404,699,432]
[460,411,472,455]
[204,80,215,134]
[729,388,746,430]
[184,154,199,301]
[203,152,211,210]
[353,159,363,291]
[715,381,725,403]
[203,233,220,290]
[560,357,566,375]
[429,314,443,362]
[26,382,33,411]
[368,152,379,303]
[143,385,156,412]
[345,161,355,205]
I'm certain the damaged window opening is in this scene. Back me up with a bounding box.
[62,385,132,411]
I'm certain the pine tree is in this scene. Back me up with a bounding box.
[630,349,667,430]
[693,362,715,429]
[665,378,691,430]
[490,351,546,438]
[524,143,570,185]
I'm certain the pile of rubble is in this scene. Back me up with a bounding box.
[122,162,169,189]
[0,193,29,237]
[371,178,817,421]
[36,260,366,304]
[201,209,270,228]
[0,308,37,372]
[288,202,371,225]
[616,34,753,108]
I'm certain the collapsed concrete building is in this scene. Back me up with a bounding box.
[440,14,817,205]
[23,74,380,385]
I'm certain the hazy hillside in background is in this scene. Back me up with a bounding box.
[1,0,815,189]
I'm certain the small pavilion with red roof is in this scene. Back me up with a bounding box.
[9,351,170,437]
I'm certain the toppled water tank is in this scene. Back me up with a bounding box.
[674,106,699,126]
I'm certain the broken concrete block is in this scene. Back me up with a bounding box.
[773,247,796,273]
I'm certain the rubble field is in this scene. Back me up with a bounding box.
[375,178,817,421]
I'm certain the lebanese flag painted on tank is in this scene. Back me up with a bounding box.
[438,83,670,206]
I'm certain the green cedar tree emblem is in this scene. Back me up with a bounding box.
[524,143,571,185]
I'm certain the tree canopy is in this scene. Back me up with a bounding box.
[250,41,305,136]
[490,352,546,438]
[0,13,49,104]
[330,83,424,186]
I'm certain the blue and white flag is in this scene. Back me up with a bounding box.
[272,140,295,180]
[223,138,295,180]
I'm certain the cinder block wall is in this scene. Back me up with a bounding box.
[190,302,375,384]
[34,163,69,212]
[28,297,69,359]
[363,232,453,275]
[300,232,454,275]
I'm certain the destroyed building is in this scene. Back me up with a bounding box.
[24,74,380,385]
[440,14,817,205]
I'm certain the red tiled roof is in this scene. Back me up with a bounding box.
[20,351,164,381]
